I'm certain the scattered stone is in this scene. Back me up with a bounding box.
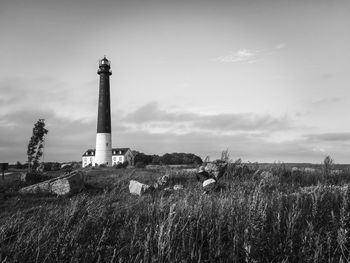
[205,163,221,179]
[157,174,169,187]
[197,162,228,181]
[203,178,216,187]
[197,166,211,182]
[19,171,85,196]
[129,180,151,196]
[203,178,217,192]
[173,184,184,191]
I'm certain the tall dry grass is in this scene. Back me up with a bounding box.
[0,167,349,262]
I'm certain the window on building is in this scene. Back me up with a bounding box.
[119,157,123,161]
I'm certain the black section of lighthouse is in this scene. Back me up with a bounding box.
[95,57,112,166]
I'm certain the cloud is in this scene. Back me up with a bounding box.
[123,102,290,134]
[115,128,328,163]
[275,43,286,49]
[306,132,350,142]
[312,97,342,106]
[215,43,286,64]
[1,102,347,163]
[0,109,97,163]
[0,76,97,120]
[215,49,258,63]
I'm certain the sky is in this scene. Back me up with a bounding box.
[1,0,350,163]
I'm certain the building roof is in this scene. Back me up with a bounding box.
[82,148,131,157]
[82,149,95,157]
[112,148,131,156]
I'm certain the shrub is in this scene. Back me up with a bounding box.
[114,161,129,169]
[135,161,146,168]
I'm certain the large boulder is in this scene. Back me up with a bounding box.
[19,171,85,196]
[129,180,151,196]
[50,171,85,195]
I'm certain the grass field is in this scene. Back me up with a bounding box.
[1,166,350,262]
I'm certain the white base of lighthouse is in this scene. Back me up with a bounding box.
[95,133,112,166]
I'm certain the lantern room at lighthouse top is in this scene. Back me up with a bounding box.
[98,56,112,75]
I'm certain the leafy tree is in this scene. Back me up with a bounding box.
[133,151,155,165]
[27,119,48,172]
[133,151,202,165]
[159,153,202,165]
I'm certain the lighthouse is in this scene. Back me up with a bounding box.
[95,56,112,166]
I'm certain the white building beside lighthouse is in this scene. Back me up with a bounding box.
[82,148,134,168]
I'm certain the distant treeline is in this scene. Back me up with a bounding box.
[8,161,81,171]
[133,151,203,167]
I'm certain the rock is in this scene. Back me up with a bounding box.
[50,171,85,196]
[173,184,184,191]
[19,171,85,196]
[197,163,227,181]
[203,178,216,188]
[203,178,217,192]
[129,180,151,196]
[156,174,169,188]
[19,179,53,195]
[197,166,211,182]
[200,162,228,180]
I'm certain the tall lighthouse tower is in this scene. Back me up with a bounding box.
[95,56,112,166]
